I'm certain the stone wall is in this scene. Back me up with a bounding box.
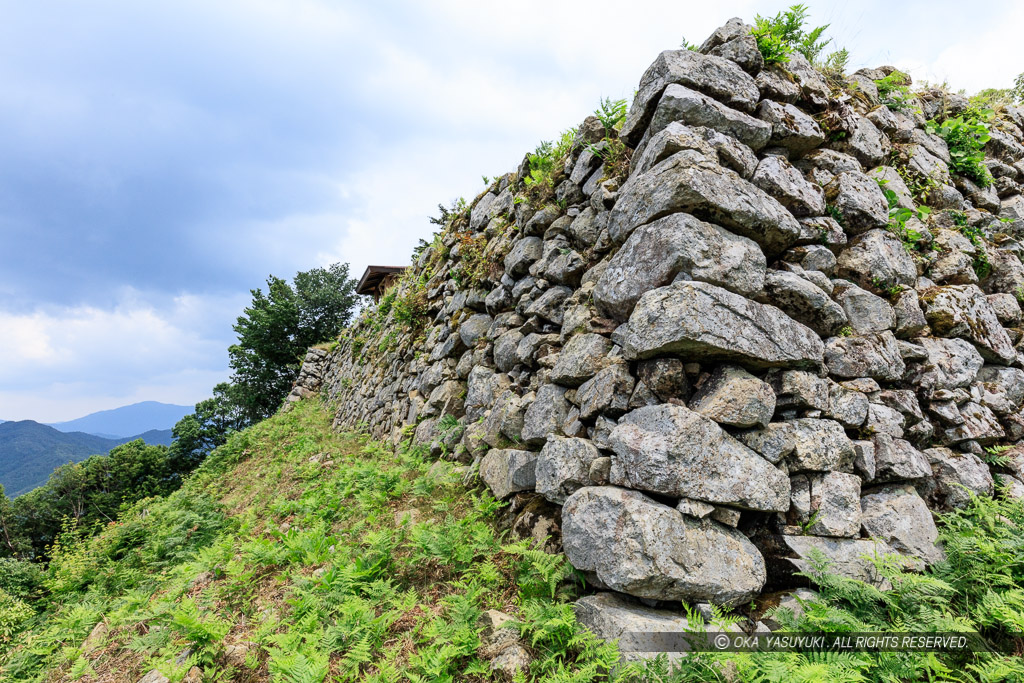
[290,16,1024,612]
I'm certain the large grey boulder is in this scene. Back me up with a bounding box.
[620,49,760,146]
[622,281,824,369]
[631,121,759,179]
[787,418,856,472]
[872,434,932,482]
[521,383,570,446]
[737,422,796,464]
[698,16,751,52]
[807,472,862,538]
[631,121,715,176]
[923,447,993,509]
[824,172,889,233]
[758,269,848,337]
[708,34,763,75]
[919,285,1017,364]
[562,486,766,605]
[893,289,928,337]
[636,358,690,401]
[608,150,801,254]
[494,329,524,372]
[832,281,896,334]
[769,369,830,411]
[836,230,918,289]
[860,485,944,564]
[459,314,493,348]
[480,449,538,500]
[757,100,825,154]
[646,84,771,150]
[574,592,694,661]
[824,331,906,381]
[907,337,985,396]
[576,363,634,419]
[785,53,831,109]
[536,436,602,504]
[832,115,892,168]
[550,333,613,387]
[943,401,1004,445]
[482,390,528,448]
[608,404,790,511]
[594,212,766,320]
[504,237,543,277]
[524,286,573,325]
[689,364,776,428]
[752,156,826,217]
[825,381,870,427]
[975,366,1024,415]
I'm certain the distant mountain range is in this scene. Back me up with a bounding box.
[47,401,192,438]
[0,401,191,497]
[0,421,174,497]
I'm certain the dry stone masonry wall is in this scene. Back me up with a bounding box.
[291,17,1024,626]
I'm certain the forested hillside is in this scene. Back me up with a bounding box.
[0,422,172,497]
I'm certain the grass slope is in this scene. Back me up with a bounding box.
[0,400,620,682]
[3,399,1024,683]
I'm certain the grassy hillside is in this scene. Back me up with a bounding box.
[0,399,622,682]
[0,422,173,497]
[3,399,1024,682]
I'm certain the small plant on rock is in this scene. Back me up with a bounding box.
[751,4,830,65]
[593,96,627,134]
[875,70,916,111]
[926,107,995,188]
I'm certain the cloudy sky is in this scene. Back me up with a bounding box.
[1,0,1020,422]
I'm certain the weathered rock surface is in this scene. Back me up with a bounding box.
[594,212,766,320]
[550,333,613,387]
[689,364,776,428]
[769,535,895,586]
[752,156,826,217]
[562,486,766,605]
[757,100,824,154]
[480,449,538,500]
[623,281,824,369]
[758,269,848,336]
[608,404,790,511]
[621,49,760,145]
[574,592,694,660]
[647,84,771,150]
[923,447,993,508]
[824,331,906,381]
[860,485,944,564]
[608,150,801,254]
[836,230,918,288]
[919,285,1017,364]
[536,437,602,504]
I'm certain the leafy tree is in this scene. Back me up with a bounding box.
[167,383,246,476]
[0,486,29,558]
[2,441,175,559]
[227,263,358,424]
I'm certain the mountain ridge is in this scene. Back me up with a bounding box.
[0,420,173,497]
[46,401,191,438]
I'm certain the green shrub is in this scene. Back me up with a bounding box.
[926,108,995,188]
[876,70,915,111]
[751,4,830,65]
[0,588,34,645]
